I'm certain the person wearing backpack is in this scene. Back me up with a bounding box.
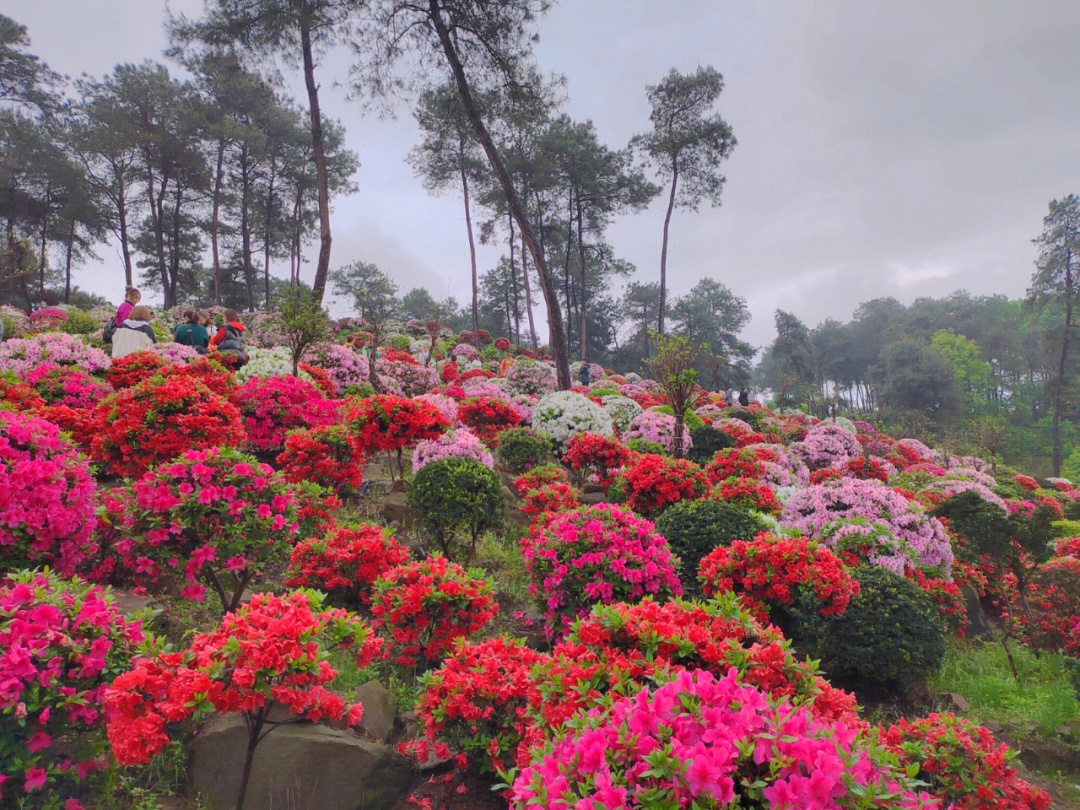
[174,309,209,351]
[112,305,157,358]
[104,286,140,345]
[208,309,248,367]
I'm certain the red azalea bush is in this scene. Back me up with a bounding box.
[521,503,682,638]
[275,424,365,494]
[0,571,148,805]
[563,432,630,486]
[0,372,45,411]
[440,359,459,382]
[104,591,380,810]
[513,465,580,518]
[23,362,111,409]
[343,394,449,454]
[298,361,338,396]
[118,446,301,612]
[408,636,545,775]
[107,353,234,396]
[511,668,934,810]
[880,713,1050,810]
[285,523,409,606]
[370,556,498,669]
[610,453,709,515]
[106,351,169,389]
[458,396,522,443]
[233,375,339,454]
[1009,556,1080,654]
[704,446,768,484]
[697,532,859,626]
[1014,474,1040,492]
[711,478,782,513]
[0,409,98,574]
[91,373,245,478]
[908,568,969,636]
[844,455,892,482]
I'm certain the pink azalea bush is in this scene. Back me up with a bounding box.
[117,446,302,612]
[793,422,862,470]
[415,392,459,424]
[22,363,111,409]
[626,410,693,454]
[147,342,201,364]
[0,332,110,377]
[376,358,440,397]
[233,374,339,454]
[0,409,97,574]
[303,342,370,392]
[0,571,148,806]
[504,360,557,396]
[511,667,938,809]
[412,428,494,472]
[781,478,954,575]
[521,503,682,639]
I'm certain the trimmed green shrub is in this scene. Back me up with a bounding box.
[626,438,666,456]
[495,427,553,474]
[407,457,506,561]
[799,566,945,691]
[57,308,100,335]
[654,500,768,594]
[588,385,620,398]
[387,334,411,350]
[687,425,736,464]
[655,404,706,432]
[724,406,761,429]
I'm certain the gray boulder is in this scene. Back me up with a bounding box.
[189,715,412,810]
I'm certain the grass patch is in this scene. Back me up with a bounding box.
[327,646,421,714]
[931,640,1080,737]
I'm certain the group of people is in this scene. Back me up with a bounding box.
[108,287,247,365]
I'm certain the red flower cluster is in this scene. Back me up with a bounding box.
[107,353,236,395]
[298,361,338,396]
[286,523,409,605]
[104,591,381,767]
[879,713,1050,810]
[1009,556,1080,654]
[106,351,170,389]
[704,446,770,485]
[1,572,146,805]
[458,395,522,443]
[233,374,339,454]
[844,455,892,482]
[615,453,710,515]
[494,337,511,351]
[381,347,418,364]
[457,368,492,382]
[908,568,969,636]
[712,479,781,514]
[809,467,844,484]
[370,556,498,669]
[343,394,448,453]
[0,373,44,411]
[1014,474,1040,491]
[698,533,859,624]
[91,373,245,477]
[562,432,630,486]
[276,424,365,494]
[513,465,580,518]
[440,360,459,382]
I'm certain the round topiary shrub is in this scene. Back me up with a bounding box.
[406,457,506,561]
[286,522,410,607]
[687,424,736,464]
[531,390,613,454]
[495,427,553,473]
[654,500,767,594]
[799,565,946,690]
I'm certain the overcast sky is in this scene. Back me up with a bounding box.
[8,0,1080,347]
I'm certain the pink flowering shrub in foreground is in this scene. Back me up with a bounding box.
[0,332,110,377]
[22,363,111,409]
[511,667,939,810]
[0,409,98,574]
[626,409,693,454]
[0,572,148,806]
[118,447,301,612]
[412,428,494,472]
[521,504,682,639]
[233,375,339,454]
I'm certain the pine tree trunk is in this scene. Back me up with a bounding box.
[211,140,225,305]
[658,163,679,335]
[521,230,537,350]
[117,187,133,288]
[576,193,588,362]
[64,218,74,304]
[461,162,479,333]
[428,0,570,387]
[301,21,333,306]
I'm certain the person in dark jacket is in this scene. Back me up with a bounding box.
[578,362,591,387]
[208,309,247,366]
[174,309,209,351]
[738,387,750,407]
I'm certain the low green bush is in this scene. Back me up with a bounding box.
[406,457,505,561]
[799,566,946,691]
[654,499,767,594]
[687,425,736,464]
[495,427,553,474]
[626,438,665,456]
[58,308,100,335]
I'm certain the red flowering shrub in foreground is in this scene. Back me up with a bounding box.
[697,533,858,626]
[0,409,98,574]
[710,478,782,513]
[513,466,581,518]
[1008,556,1080,655]
[370,556,497,669]
[908,568,969,636]
[119,447,301,612]
[105,591,380,810]
[563,432,630,486]
[275,424,365,494]
[521,504,682,639]
[91,374,245,477]
[343,394,448,477]
[234,374,339,454]
[1,572,148,806]
[0,372,44,411]
[512,668,935,810]
[610,453,709,515]
[880,713,1050,810]
[285,523,409,606]
[105,351,169,389]
[458,395,522,443]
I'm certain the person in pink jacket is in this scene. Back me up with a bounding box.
[114,286,141,325]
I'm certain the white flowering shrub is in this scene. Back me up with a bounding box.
[531,390,613,453]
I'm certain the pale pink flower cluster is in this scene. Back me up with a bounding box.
[412,428,494,472]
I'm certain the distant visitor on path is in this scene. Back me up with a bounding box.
[174,309,209,352]
[578,363,591,387]
[112,305,157,359]
[208,309,248,367]
[739,387,750,407]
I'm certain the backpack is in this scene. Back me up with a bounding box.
[102,318,117,344]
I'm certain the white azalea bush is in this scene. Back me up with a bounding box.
[531,390,613,454]
[235,346,312,382]
[599,394,643,433]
